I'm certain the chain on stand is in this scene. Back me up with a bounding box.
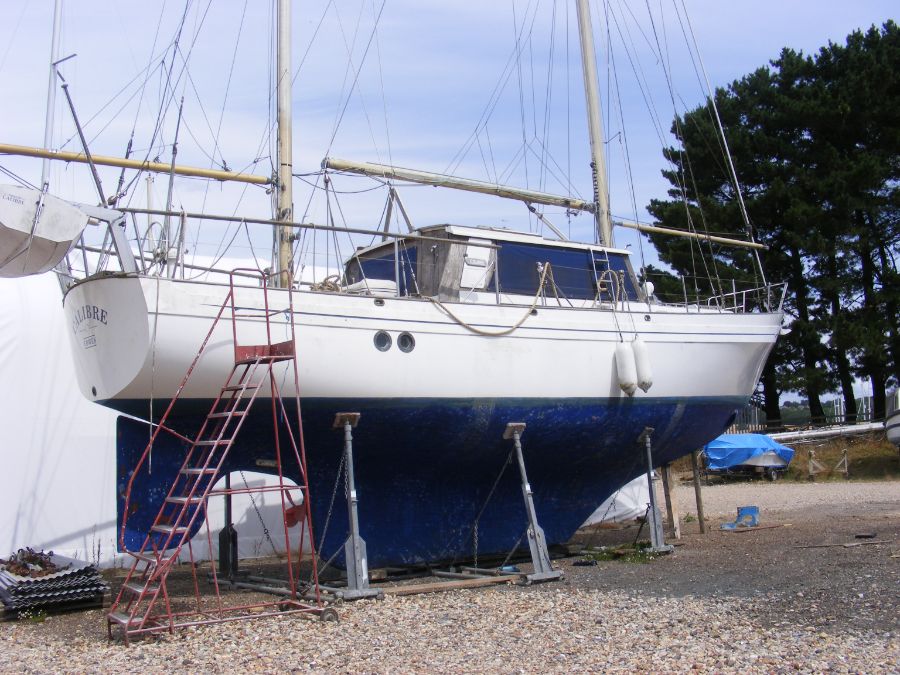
[240,469,279,555]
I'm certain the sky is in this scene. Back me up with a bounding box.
[0,0,896,272]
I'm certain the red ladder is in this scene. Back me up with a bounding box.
[107,270,329,643]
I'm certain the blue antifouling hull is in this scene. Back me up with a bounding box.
[115,396,743,567]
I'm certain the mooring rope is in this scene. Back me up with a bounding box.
[424,262,553,337]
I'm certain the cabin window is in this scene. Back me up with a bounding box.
[490,242,638,301]
[345,243,418,296]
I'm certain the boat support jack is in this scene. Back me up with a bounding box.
[639,427,674,554]
[318,412,382,600]
[503,422,562,583]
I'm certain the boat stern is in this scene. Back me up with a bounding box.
[63,274,151,402]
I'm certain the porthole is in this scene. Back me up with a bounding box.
[644,314,651,322]
[397,332,416,353]
[530,309,538,316]
[374,298,385,307]
[91,386,97,397]
[373,330,392,352]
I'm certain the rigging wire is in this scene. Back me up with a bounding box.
[538,0,559,198]
[0,0,29,74]
[511,0,533,229]
[324,0,388,157]
[629,0,721,300]
[674,0,767,286]
[566,0,572,239]
[372,0,394,171]
[604,0,649,277]
[292,0,334,86]
[444,4,541,178]
[0,164,39,191]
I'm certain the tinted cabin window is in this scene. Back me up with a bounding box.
[491,242,638,301]
[493,243,592,298]
[345,244,418,296]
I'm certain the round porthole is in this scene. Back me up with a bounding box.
[373,330,392,352]
[397,332,415,353]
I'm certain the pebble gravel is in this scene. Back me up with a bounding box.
[2,479,898,673]
[2,587,897,673]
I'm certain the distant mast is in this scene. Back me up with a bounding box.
[41,0,63,193]
[275,0,294,287]
[575,0,613,247]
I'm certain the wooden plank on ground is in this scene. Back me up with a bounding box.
[722,524,787,533]
[381,575,517,596]
[795,539,892,549]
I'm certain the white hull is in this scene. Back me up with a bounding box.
[63,274,781,407]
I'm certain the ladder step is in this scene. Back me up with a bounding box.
[166,495,204,505]
[181,467,217,476]
[123,581,160,596]
[222,384,260,392]
[235,355,293,365]
[208,410,246,419]
[108,611,141,626]
[151,524,189,535]
[128,550,175,564]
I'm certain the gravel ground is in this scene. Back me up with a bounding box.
[2,480,898,673]
[673,479,900,517]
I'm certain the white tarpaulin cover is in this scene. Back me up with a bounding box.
[0,274,295,566]
[581,473,650,526]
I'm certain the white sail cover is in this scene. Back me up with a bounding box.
[581,474,651,525]
[0,185,88,277]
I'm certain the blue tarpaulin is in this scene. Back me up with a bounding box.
[703,434,794,471]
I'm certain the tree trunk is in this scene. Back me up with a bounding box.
[824,256,858,423]
[787,244,827,423]
[858,215,888,420]
[877,241,900,386]
[761,354,782,429]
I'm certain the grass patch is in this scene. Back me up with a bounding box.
[783,435,899,481]
[667,434,898,482]
[17,609,47,624]
[582,541,659,564]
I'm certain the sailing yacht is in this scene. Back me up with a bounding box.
[2,1,783,567]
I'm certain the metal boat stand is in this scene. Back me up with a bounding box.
[317,413,382,601]
[638,427,674,555]
[502,422,562,583]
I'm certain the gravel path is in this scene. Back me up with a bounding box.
[2,480,898,673]
[674,479,900,517]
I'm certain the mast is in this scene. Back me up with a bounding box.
[41,0,63,193]
[275,0,294,287]
[575,0,613,247]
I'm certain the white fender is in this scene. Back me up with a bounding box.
[615,341,637,397]
[632,337,653,393]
